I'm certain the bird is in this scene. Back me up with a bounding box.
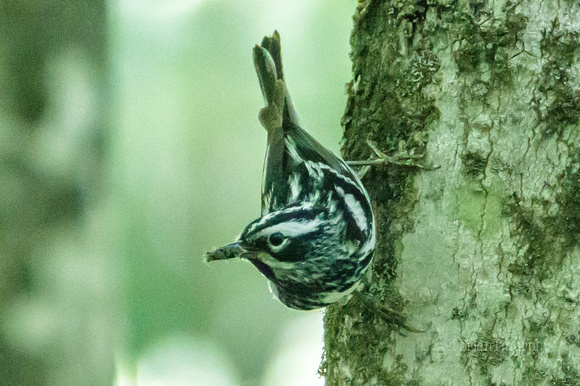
[205,31,376,311]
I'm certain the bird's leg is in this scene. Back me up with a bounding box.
[347,139,440,179]
[351,290,427,334]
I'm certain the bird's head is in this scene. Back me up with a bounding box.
[206,202,372,310]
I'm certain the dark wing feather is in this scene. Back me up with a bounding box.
[284,120,360,184]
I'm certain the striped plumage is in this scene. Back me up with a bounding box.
[206,32,376,310]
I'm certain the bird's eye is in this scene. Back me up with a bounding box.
[268,232,286,247]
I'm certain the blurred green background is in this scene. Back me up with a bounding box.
[1,0,354,384]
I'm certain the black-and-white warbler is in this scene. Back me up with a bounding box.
[206,31,375,311]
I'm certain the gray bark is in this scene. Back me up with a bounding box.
[322,0,580,384]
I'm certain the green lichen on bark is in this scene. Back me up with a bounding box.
[536,18,580,137]
[461,330,509,381]
[460,151,488,178]
[320,297,407,384]
[507,199,564,281]
[450,1,528,85]
[507,149,580,282]
[560,154,580,247]
[342,1,440,161]
[552,354,580,385]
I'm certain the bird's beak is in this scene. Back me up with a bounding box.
[205,241,252,262]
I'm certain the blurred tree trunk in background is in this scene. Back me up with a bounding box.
[0,1,116,384]
[322,0,580,384]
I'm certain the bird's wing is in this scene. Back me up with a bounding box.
[254,32,361,214]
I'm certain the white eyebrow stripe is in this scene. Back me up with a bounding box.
[258,218,323,238]
[248,203,315,233]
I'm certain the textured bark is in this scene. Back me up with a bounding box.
[321,0,580,384]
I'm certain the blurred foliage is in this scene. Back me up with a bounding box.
[1,0,113,385]
[1,0,353,384]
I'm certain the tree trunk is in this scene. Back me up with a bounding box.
[322,0,580,384]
